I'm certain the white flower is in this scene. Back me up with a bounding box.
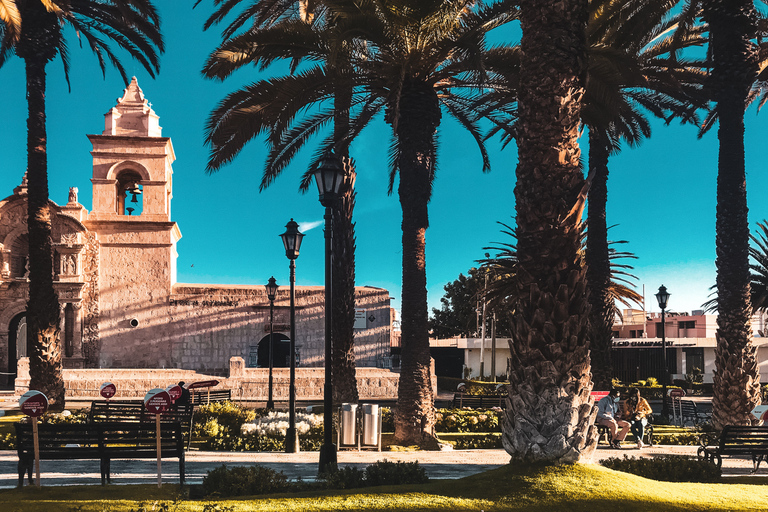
[241,412,324,437]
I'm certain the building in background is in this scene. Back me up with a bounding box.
[431,308,768,384]
[0,79,390,387]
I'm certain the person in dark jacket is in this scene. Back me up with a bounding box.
[178,381,191,407]
[596,388,630,449]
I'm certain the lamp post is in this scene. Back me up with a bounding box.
[313,151,347,474]
[280,219,304,452]
[655,285,671,420]
[265,277,279,410]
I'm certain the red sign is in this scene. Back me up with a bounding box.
[669,389,686,399]
[20,390,48,418]
[100,382,117,399]
[187,380,219,390]
[144,388,171,414]
[166,385,182,402]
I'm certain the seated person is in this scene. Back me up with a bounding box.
[623,387,653,448]
[596,388,630,449]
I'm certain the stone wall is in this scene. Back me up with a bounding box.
[15,356,429,401]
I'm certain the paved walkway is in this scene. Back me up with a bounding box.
[2,443,766,488]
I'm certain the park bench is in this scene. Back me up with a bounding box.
[191,389,231,405]
[665,397,709,426]
[698,425,768,473]
[451,391,507,409]
[89,400,194,449]
[15,421,186,486]
[591,391,654,446]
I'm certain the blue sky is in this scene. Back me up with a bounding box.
[2,4,768,318]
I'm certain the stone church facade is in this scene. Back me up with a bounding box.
[0,79,390,386]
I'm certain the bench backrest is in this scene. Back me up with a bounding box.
[90,401,193,425]
[720,426,768,450]
[15,421,185,459]
[15,422,101,459]
[98,421,185,457]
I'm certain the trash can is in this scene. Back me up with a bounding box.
[340,403,357,446]
[361,404,380,447]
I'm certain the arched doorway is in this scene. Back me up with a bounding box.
[251,333,291,368]
[7,312,26,387]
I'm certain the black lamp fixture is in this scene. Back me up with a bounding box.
[313,152,347,207]
[655,284,671,420]
[314,151,349,475]
[265,276,279,411]
[280,219,304,452]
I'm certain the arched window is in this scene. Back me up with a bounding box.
[115,171,143,216]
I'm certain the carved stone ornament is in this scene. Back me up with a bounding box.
[60,234,78,247]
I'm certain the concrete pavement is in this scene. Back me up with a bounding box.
[1,442,767,489]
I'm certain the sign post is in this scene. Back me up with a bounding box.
[668,389,685,426]
[100,382,116,400]
[19,391,49,487]
[144,388,171,487]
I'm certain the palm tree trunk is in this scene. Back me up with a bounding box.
[392,80,440,448]
[24,57,65,411]
[331,64,359,406]
[506,0,596,463]
[585,128,613,390]
[704,0,761,428]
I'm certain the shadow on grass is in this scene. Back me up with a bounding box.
[2,463,768,511]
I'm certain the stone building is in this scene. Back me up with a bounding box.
[0,78,391,387]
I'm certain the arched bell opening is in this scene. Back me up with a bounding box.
[115,170,143,216]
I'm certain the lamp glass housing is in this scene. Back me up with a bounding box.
[280,218,304,260]
[655,285,670,310]
[265,276,279,302]
[313,153,345,206]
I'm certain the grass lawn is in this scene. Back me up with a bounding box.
[1,462,768,511]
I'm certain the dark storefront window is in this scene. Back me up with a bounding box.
[612,348,677,383]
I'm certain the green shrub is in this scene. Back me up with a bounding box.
[601,455,721,483]
[435,409,501,433]
[201,464,290,497]
[319,464,367,489]
[364,460,429,486]
[0,432,15,450]
[440,433,502,449]
[193,402,256,450]
[194,402,255,436]
[317,460,428,489]
[40,410,89,424]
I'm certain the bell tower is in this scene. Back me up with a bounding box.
[88,77,175,222]
[85,77,181,297]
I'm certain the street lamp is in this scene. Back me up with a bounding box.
[655,284,671,420]
[280,219,304,452]
[265,276,279,410]
[313,151,348,474]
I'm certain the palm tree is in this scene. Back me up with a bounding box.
[202,0,516,447]
[699,0,762,428]
[583,0,707,389]
[0,0,163,410]
[506,0,595,463]
[482,0,707,390]
[198,0,362,405]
